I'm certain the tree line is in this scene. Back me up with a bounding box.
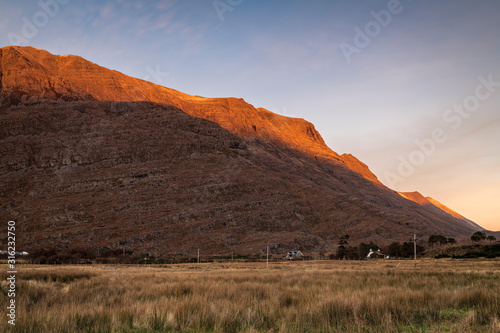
[471,231,496,243]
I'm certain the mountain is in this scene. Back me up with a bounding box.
[0,46,485,255]
[0,46,380,185]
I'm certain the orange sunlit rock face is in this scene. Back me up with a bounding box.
[398,191,433,206]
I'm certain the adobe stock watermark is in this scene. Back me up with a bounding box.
[8,0,72,45]
[270,106,290,117]
[384,73,499,188]
[339,0,412,64]
[144,65,169,86]
[6,221,17,326]
[213,0,243,21]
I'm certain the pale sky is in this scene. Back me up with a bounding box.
[1,0,499,231]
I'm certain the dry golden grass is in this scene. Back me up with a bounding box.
[1,259,499,332]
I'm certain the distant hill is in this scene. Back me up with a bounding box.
[398,192,484,231]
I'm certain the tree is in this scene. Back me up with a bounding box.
[359,241,380,258]
[471,231,487,243]
[387,242,402,258]
[400,242,424,258]
[337,245,346,259]
[337,234,350,259]
[447,238,456,245]
[400,242,413,258]
[428,235,447,247]
[368,241,380,251]
[486,235,496,243]
[359,242,370,258]
[346,246,360,260]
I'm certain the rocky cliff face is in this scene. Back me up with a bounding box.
[0,46,484,255]
[0,47,94,105]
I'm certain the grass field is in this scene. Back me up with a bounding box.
[1,259,499,332]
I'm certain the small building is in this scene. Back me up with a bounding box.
[0,250,29,256]
[366,249,387,259]
[285,250,304,260]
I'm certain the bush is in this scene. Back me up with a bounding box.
[35,255,47,264]
[435,254,451,259]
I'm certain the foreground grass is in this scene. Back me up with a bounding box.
[1,259,499,332]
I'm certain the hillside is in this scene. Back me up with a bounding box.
[0,46,486,255]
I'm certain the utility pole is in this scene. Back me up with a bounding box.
[414,234,417,268]
[197,249,200,264]
[266,246,269,268]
